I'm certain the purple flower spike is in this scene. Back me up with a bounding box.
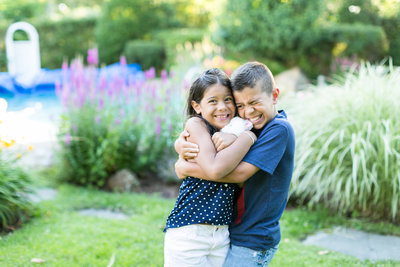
[87,48,99,65]
[115,118,120,125]
[62,61,68,71]
[120,55,127,68]
[145,67,156,79]
[169,70,174,79]
[95,115,101,124]
[98,98,104,111]
[155,116,161,138]
[64,133,71,146]
[161,70,167,83]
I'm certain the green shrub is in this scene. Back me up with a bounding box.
[323,23,388,61]
[0,154,33,232]
[290,61,400,222]
[123,40,166,71]
[95,0,181,65]
[36,17,97,69]
[212,0,326,67]
[57,58,186,188]
[151,27,205,68]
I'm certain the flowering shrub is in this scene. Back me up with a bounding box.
[56,52,187,187]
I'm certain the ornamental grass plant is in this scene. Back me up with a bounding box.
[290,61,400,222]
[0,144,33,232]
[56,54,187,188]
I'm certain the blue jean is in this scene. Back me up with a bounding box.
[222,244,279,267]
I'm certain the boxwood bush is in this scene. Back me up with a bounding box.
[290,61,400,222]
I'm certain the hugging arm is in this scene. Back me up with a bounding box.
[183,117,256,180]
[175,158,259,184]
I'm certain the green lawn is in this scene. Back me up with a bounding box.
[1,184,399,266]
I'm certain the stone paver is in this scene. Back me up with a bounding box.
[78,209,128,220]
[29,188,57,203]
[303,227,400,262]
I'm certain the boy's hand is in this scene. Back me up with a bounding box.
[175,158,187,179]
[174,130,199,162]
[212,132,237,152]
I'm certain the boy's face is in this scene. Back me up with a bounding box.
[233,85,279,130]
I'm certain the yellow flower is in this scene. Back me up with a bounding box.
[28,145,33,151]
[16,153,22,159]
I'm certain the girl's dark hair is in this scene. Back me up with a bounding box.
[186,68,233,135]
[187,68,232,117]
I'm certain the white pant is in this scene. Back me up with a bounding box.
[164,224,230,267]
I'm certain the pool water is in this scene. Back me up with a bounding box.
[0,91,61,144]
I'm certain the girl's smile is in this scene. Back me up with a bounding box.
[191,83,236,130]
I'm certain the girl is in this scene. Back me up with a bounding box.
[164,68,257,267]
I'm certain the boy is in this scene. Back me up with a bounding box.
[174,62,295,266]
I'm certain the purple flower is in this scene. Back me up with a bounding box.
[115,118,120,125]
[98,98,104,111]
[120,108,125,117]
[161,70,167,83]
[62,61,69,71]
[120,55,127,68]
[155,116,161,138]
[145,67,156,79]
[64,133,71,146]
[87,48,98,65]
[169,70,174,79]
[95,115,101,124]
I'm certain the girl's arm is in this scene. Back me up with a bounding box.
[185,117,256,180]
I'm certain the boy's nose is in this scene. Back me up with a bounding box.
[245,106,255,116]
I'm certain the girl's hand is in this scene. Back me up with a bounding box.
[212,132,237,152]
[174,130,199,161]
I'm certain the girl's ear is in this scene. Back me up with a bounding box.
[191,100,201,114]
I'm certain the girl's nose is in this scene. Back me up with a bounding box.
[217,102,227,110]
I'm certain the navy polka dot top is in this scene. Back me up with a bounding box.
[165,177,236,231]
[165,116,237,231]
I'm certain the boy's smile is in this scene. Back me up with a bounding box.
[233,85,279,130]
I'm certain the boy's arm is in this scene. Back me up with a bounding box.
[175,157,259,183]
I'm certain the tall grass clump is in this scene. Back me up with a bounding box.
[290,61,400,222]
[56,52,187,188]
[0,140,33,232]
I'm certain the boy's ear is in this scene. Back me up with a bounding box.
[191,100,201,114]
[272,88,279,104]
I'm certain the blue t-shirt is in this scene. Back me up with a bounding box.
[229,110,295,251]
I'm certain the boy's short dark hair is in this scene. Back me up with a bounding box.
[231,62,275,94]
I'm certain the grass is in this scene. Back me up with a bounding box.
[1,182,399,266]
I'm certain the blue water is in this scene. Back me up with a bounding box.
[0,90,61,122]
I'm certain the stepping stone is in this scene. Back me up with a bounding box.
[78,208,128,220]
[303,227,400,261]
[28,188,57,203]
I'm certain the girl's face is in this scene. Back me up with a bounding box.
[191,83,236,130]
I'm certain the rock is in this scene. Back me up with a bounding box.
[106,169,140,192]
[155,154,179,182]
[274,67,310,96]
